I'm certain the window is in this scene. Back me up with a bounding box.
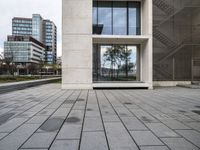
[93,1,141,35]
[113,2,127,35]
[98,2,112,34]
[93,44,140,81]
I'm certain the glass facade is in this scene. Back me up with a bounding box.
[4,42,31,63]
[4,41,45,63]
[12,18,32,35]
[32,14,43,42]
[93,44,139,82]
[93,1,140,35]
[11,15,57,64]
[46,51,54,64]
[153,0,200,81]
[43,20,57,64]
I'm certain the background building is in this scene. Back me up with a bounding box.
[12,14,57,64]
[43,20,57,64]
[4,35,45,74]
[153,0,200,84]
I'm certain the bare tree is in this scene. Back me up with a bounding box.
[4,50,16,76]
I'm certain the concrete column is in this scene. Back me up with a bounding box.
[62,0,93,89]
[141,0,153,89]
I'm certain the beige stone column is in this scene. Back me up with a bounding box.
[62,0,93,89]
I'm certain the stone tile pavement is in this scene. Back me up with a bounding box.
[0,84,200,150]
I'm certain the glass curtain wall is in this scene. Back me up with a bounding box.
[153,0,200,81]
[93,44,139,82]
[93,1,141,35]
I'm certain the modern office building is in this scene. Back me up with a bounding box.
[4,35,45,65]
[62,0,152,89]
[12,14,57,64]
[62,0,200,89]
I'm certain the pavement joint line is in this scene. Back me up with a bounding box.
[77,90,89,150]
[0,89,46,112]
[0,86,200,150]
[17,90,73,150]
[55,138,80,141]
[124,90,200,135]
[102,90,141,150]
[95,90,111,150]
[119,90,200,149]
[0,89,62,138]
[110,90,171,150]
[11,90,69,149]
[0,88,59,118]
[48,90,82,150]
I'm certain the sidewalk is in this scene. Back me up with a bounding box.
[0,84,199,150]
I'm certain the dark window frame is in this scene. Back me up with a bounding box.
[93,1,141,35]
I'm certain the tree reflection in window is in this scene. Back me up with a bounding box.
[93,45,138,81]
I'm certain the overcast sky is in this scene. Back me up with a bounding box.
[0,0,62,57]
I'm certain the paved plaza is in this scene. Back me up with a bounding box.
[0,84,200,150]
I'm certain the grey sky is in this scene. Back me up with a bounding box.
[0,0,62,56]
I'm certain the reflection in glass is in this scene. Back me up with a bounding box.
[128,3,140,35]
[93,44,139,81]
[98,2,112,34]
[113,2,127,35]
[92,1,141,35]
[93,1,97,25]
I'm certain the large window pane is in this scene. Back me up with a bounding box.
[93,44,139,81]
[113,2,127,35]
[98,2,112,34]
[93,1,97,24]
[92,1,141,35]
[128,2,140,35]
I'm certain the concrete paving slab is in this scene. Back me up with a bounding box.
[0,123,41,150]
[21,132,57,149]
[0,85,200,150]
[140,146,170,150]
[146,123,180,137]
[175,130,200,148]
[130,131,164,146]
[161,138,199,150]
[80,131,108,150]
[104,122,139,150]
[50,140,79,150]
[57,124,82,140]
[83,117,103,132]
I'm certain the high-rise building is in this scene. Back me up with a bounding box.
[62,0,200,89]
[12,14,57,64]
[43,20,57,64]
